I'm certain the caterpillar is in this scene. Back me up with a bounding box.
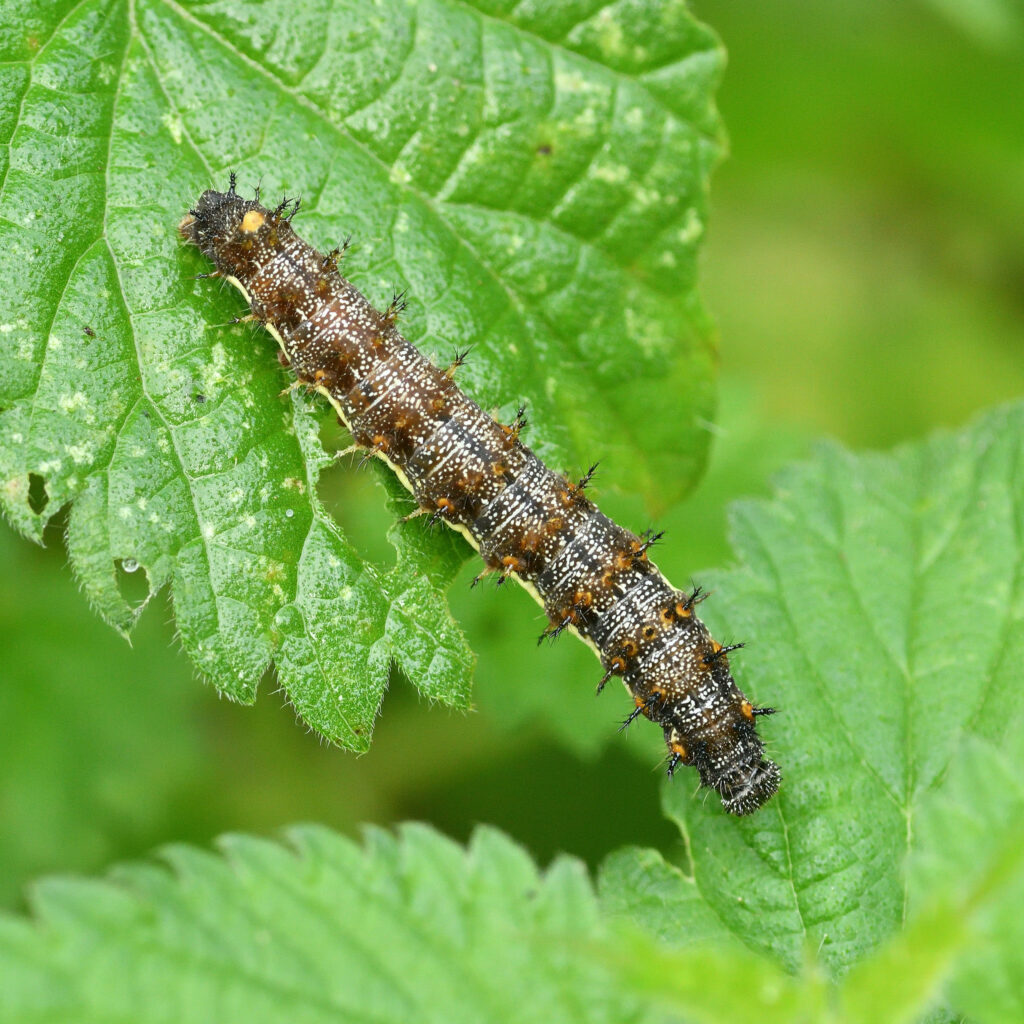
[179,175,781,816]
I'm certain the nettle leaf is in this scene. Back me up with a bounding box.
[601,401,1024,1022]
[892,737,1024,1023]
[5,771,1016,1024]
[0,0,723,744]
[0,824,658,1023]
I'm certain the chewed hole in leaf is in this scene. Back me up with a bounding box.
[115,558,150,610]
[318,456,399,571]
[314,407,401,570]
[27,473,48,516]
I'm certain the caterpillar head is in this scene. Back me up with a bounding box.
[179,175,277,280]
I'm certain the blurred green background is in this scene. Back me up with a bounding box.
[3,0,1023,908]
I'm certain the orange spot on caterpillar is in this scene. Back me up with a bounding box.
[241,210,266,233]
[630,539,650,561]
[701,640,743,671]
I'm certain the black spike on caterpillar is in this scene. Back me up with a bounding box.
[179,181,781,816]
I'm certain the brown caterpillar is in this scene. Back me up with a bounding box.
[180,175,781,815]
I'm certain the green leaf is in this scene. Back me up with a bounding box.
[602,754,1024,1024]
[0,824,657,1023]
[606,927,829,1024]
[4,753,1019,1024]
[599,401,1024,1019]
[0,0,723,746]
[892,738,1024,1023]
[832,737,1024,1024]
